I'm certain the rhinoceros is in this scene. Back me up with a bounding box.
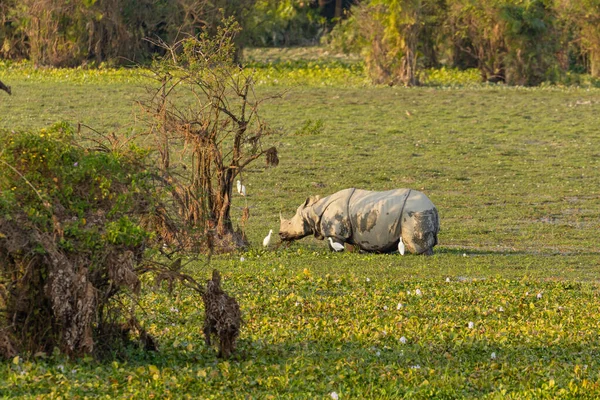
[279,188,439,255]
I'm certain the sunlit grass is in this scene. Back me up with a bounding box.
[1,48,600,398]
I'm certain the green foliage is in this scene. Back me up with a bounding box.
[0,123,150,234]
[499,0,561,85]
[294,118,325,136]
[245,0,326,46]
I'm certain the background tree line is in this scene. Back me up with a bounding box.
[0,0,599,86]
[328,0,600,85]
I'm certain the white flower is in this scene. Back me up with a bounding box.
[400,336,407,344]
[57,364,65,372]
[170,307,179,313]
[240,256,245,262]
[382,330,387,336]
[71,369,77,374]
[295,301,301,307]
[468,321,474,329]
[537,292,543,299]
[491,352,497,360]
[498,306,504,312]
[383,305,388,311]
[410,364,421,369]
[525,292,529,296]
[445,277,451,283]
[366,277,371,282]
[375,351,381,357]
[330,392,339,400]
[415,289,422,296]
[406,290,411,295]
[462,253,467,257]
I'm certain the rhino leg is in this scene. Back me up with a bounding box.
[402,209,439,255]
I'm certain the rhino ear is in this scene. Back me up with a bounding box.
[304,195,321,208]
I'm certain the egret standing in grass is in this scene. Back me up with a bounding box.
[328,237,344,252]
[398,237,405,255]
[236,180,246,196]
[263,229,273,247]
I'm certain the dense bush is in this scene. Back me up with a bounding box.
[0,0,255,66]
[327,0,600,85]
[0,123,155,357]
[245,0,326,47]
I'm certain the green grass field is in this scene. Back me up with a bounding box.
[1,52,600,398]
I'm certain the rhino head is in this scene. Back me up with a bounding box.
[279,195,321,241]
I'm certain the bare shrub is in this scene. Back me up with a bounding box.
[140,18,280,252]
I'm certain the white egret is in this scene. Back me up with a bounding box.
[263,229,273,247]
[236,180,246,196]
[328,237,344,252]
[398,237,405,255]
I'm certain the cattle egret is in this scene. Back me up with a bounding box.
[398,237,405,255]
[236,180,246,196]
[263,229,272,247]
[328,237,344,252]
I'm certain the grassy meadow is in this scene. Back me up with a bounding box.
[1,51,600,398]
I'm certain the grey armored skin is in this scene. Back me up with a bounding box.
[279,188,439,254]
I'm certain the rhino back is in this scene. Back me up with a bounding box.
[348,189,412,251]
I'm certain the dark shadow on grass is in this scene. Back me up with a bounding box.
[436,246,600,257]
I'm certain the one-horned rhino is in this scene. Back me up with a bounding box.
[279,188,439,254]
